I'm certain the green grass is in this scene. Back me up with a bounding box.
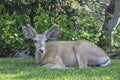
[0,58,120,80]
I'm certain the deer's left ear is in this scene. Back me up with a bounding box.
[46,28,62,40]
[22,24,37,39]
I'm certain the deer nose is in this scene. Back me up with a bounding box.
[39,48,45,53]
[39,50,44,53]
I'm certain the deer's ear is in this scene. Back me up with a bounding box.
[22,24,37,39]
[46,28,62,40]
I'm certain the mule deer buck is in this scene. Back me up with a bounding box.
[22,24,110,68]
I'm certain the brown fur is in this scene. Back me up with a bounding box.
[39,40,110,68]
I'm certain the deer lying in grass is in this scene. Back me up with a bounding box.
[22,24,110,68]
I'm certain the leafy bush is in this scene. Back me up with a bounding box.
[0,12,30,57]
[0,1,120,57]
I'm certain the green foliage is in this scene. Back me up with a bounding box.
[0,11,30,57]
[0,58,120,80]
[0,0,120,57]
[110,25,120,50]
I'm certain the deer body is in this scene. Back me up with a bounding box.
[39,40,110,68]
[22,24,110,68]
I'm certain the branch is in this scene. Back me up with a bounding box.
[106,0,120,33]
[91,0,108,9]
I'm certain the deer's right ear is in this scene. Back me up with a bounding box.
[46,28,62,40]
[43,24,62,40]
[22,24,37,39]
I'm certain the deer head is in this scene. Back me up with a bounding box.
[22,24,62,54]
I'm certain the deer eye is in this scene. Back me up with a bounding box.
[34,40,37,43]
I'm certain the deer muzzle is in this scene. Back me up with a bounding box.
[39,48,45,53]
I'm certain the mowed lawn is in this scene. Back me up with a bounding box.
[0,58,120,80]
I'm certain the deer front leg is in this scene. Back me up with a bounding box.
[43,63,56,67]
[43,63,65,68]
[43,56,65,68]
